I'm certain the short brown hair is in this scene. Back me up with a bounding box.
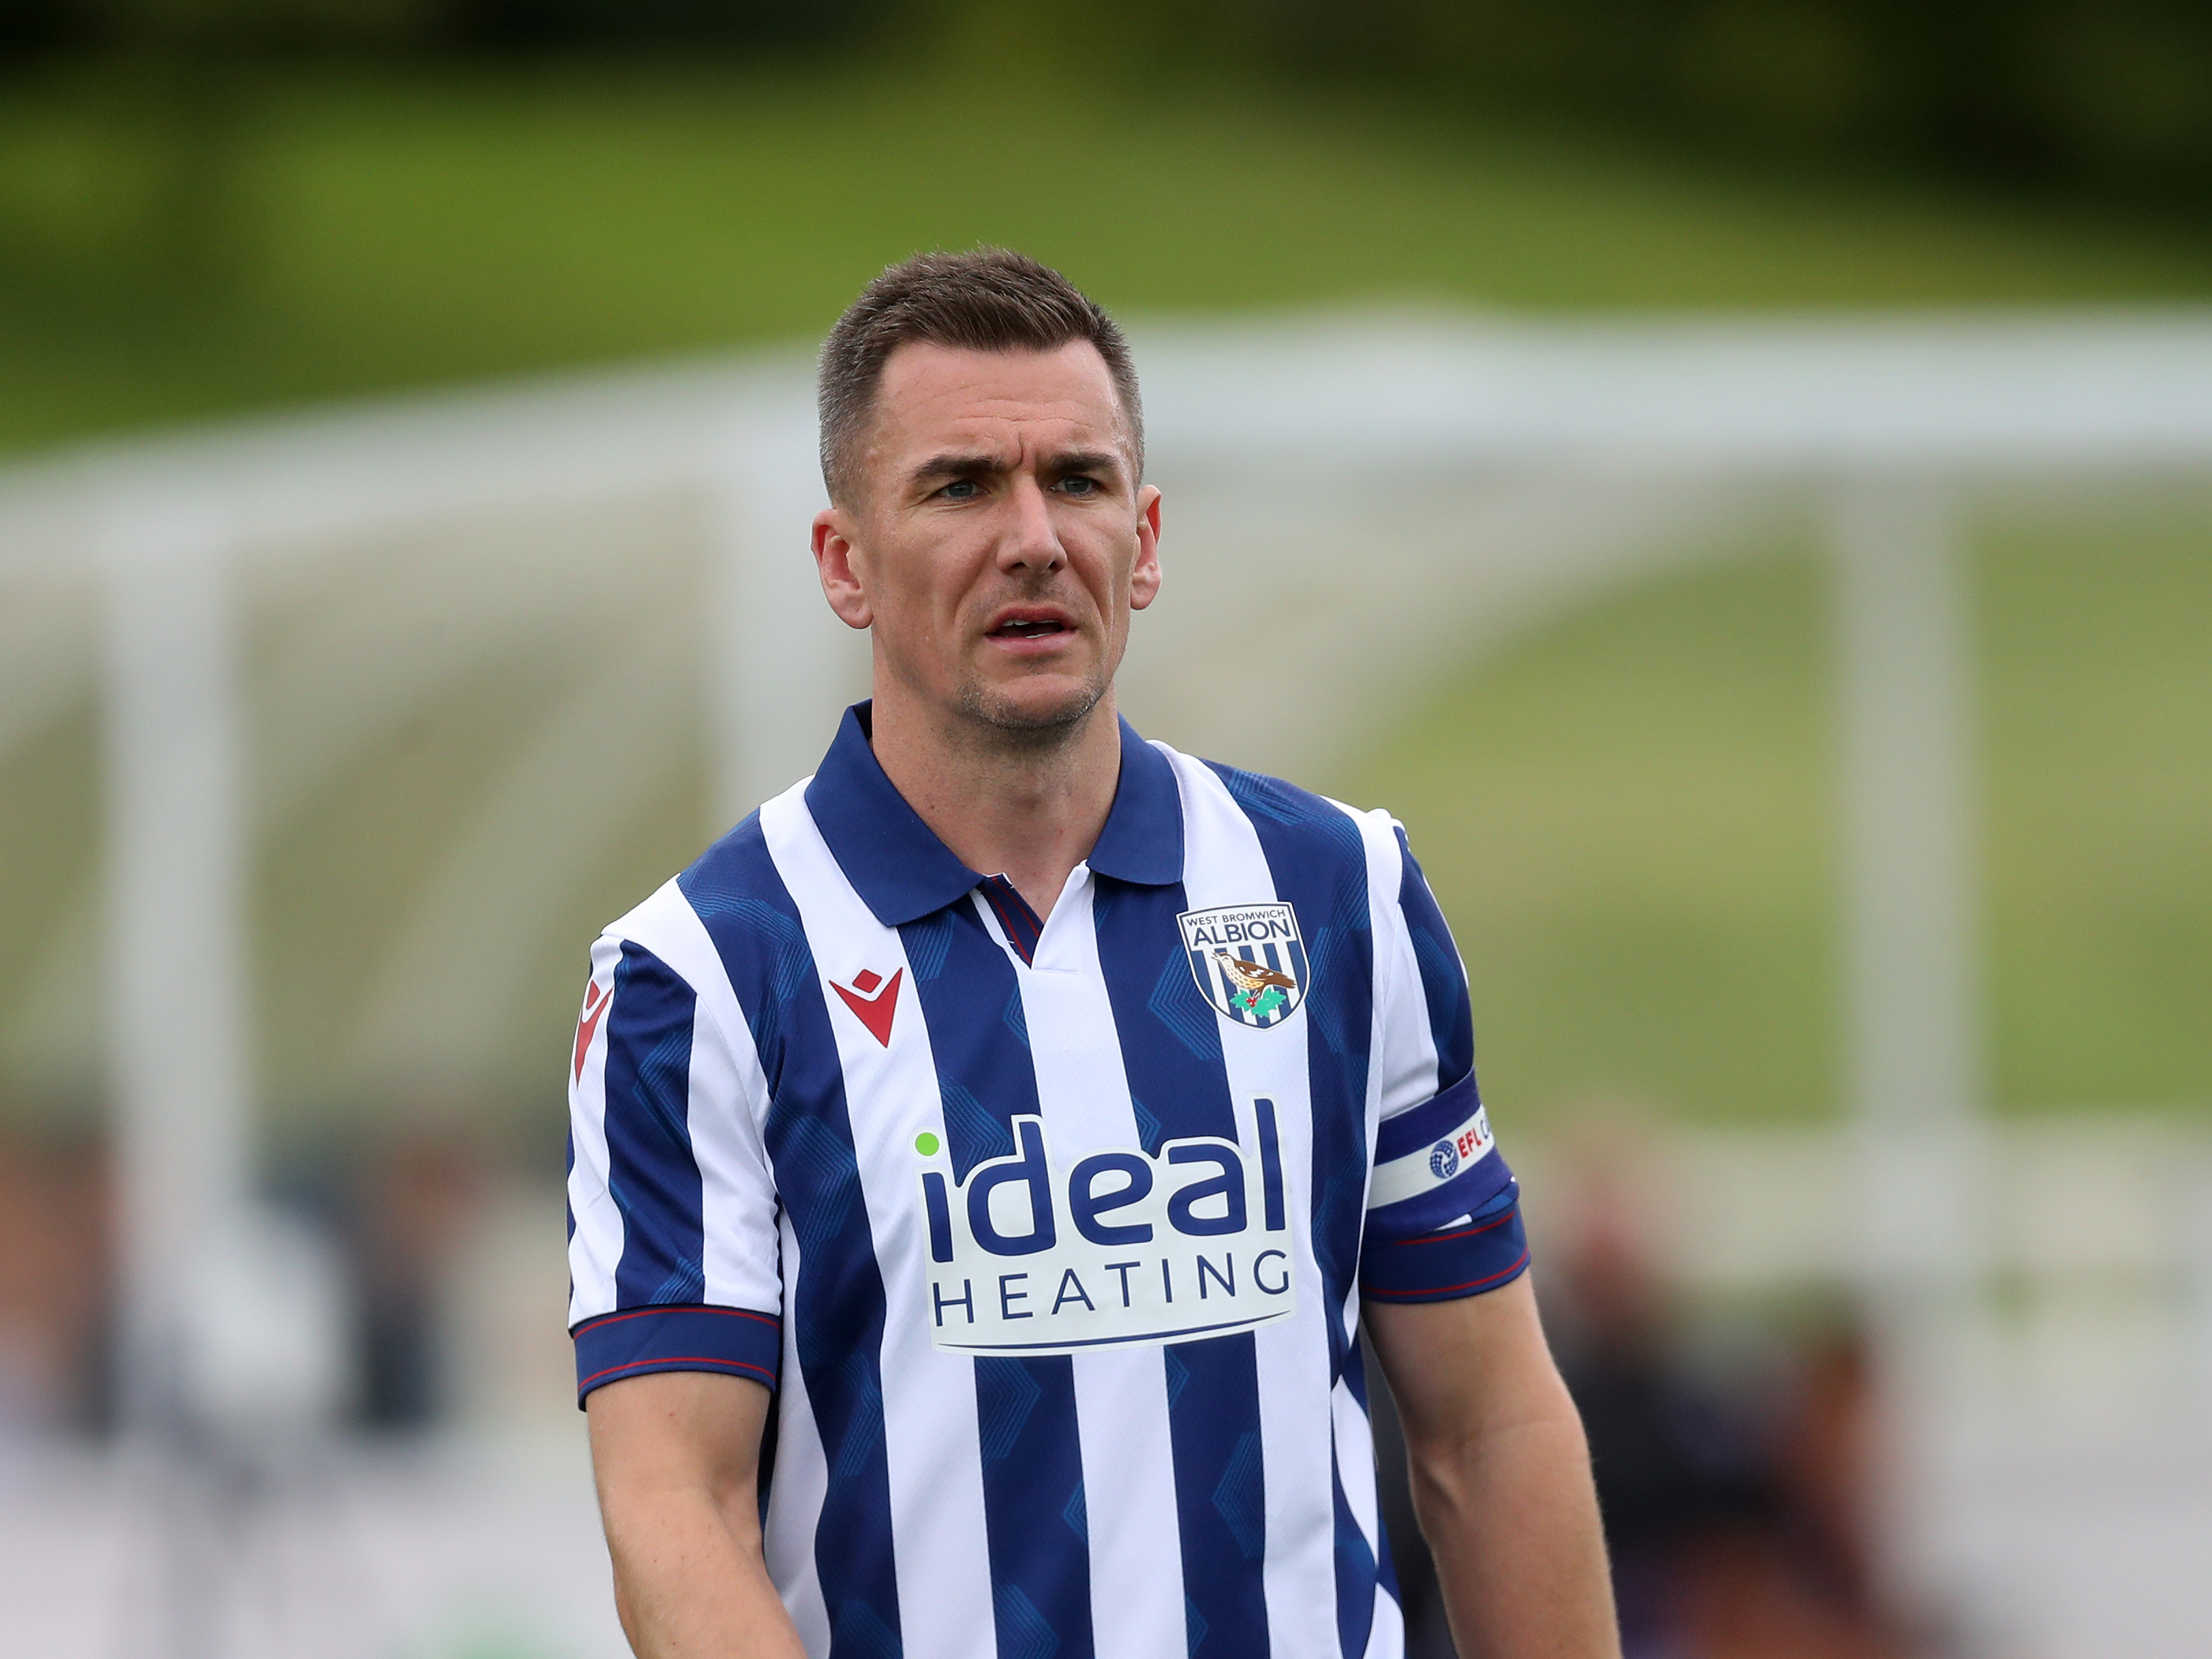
[817,247,1143,504]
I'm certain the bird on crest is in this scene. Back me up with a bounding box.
[1213,950,1296,1007]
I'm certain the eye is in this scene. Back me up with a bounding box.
[1058,475,1099,497]
[938,479,981,500]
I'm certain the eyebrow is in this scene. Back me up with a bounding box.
[1050,450,1124,480]
[908,448,1126,489]
[908,452,1001,487]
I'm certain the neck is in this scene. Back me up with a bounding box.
[866,685,1124,922]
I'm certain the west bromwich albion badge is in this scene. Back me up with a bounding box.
[1178,903,1310,1029]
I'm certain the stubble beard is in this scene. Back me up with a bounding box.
[953,666,1109,755]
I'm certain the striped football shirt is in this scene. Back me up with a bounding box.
[567,701,1529,1659]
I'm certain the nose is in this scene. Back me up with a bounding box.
[997,474,1066,575]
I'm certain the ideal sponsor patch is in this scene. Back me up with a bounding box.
[915,1106,1298,1356]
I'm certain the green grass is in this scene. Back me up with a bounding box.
[3,60,2211,456]
[1338,551,1844,1126]
[1,60,2205,1133]
[1978,506,2212,1109]
[1336,514,2212,1126]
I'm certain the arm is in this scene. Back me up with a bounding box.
[1366,1274,1619,1659]
[586,1370,808,1659]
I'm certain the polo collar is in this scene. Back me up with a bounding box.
[805,701,1184,928]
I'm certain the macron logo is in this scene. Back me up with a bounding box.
[831,967,904,1047]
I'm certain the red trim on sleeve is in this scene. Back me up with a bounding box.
[1363,1248,1531,1303]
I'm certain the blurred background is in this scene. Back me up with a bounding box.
[1,5,2209,1658]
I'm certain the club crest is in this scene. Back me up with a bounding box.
[1178,903,1310,1029]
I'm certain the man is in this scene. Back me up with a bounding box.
[568,249,1618,1659]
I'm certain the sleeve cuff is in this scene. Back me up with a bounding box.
[1361,1185,1530,1303]
[571,1303,782,1407]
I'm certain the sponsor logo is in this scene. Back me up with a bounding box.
[1177,904,1310,1029]
[831,967,903,1046]
[1444,1113,1492,1169]
[572,978,611,1083]
[916,1104,1297,1356]
[1370,1104,1496,1210]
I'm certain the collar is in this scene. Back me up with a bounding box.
[804,701,1184,927]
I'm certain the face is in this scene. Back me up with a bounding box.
[813,339,1161,741]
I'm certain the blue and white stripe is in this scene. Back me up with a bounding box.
[566,702,1530,1659]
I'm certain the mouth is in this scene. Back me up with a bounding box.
[986,607,1075,643]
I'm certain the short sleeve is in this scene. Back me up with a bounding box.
[1360,827,1531,1303]
[566,921,785,1405]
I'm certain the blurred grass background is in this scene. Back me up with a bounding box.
[6,57,2212,455]
[1351,517,2212,1126]
[1,39,2207,1136]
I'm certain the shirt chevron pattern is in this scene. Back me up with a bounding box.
[567,703,1529,1659]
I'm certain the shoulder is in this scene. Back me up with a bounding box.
[594,805,814,1031]
[671,806,800,931]
[1161,744,1408,893]
[648,801,832,1085]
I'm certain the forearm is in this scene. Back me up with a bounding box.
[600,1482,807,1659]
[587,1372,804,1659]
[1409,1406,1619,1659]
[1366,1278,1619,1659]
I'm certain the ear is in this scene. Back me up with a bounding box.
[1128,485,1163,613]
[814,508,874,630]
